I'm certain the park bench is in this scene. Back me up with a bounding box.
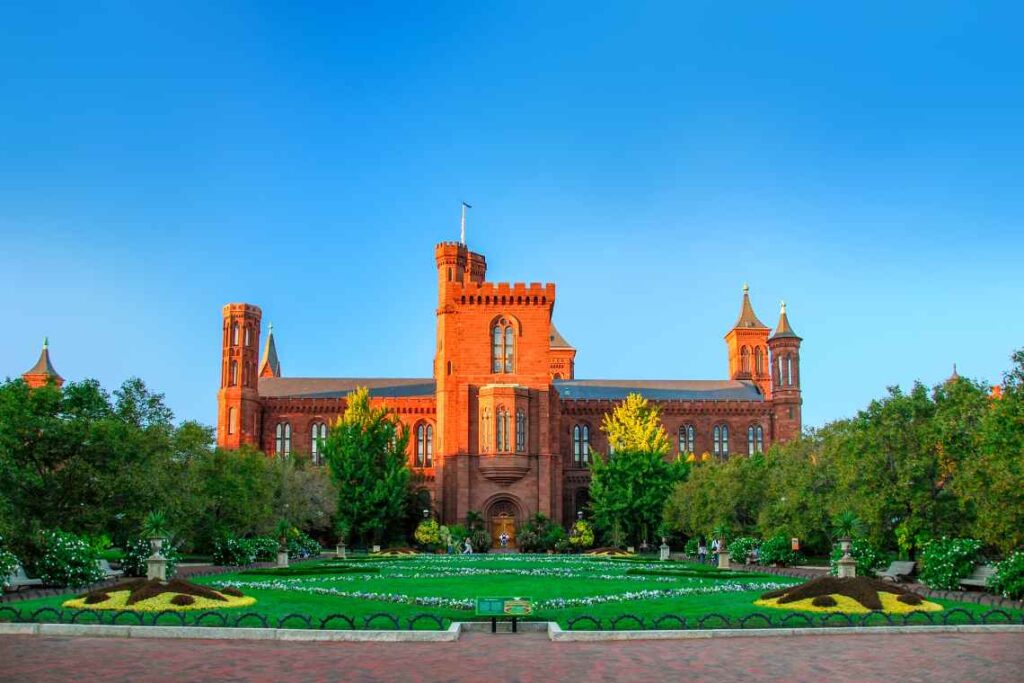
[97,559,124,580]
[3,565,44,592]
[877,561,917,582]
[476,597,532,633]
[959,564,996,590]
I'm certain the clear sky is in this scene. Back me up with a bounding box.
[2,2,1022,429]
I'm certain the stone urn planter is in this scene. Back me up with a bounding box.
[837,537,856,578]
[659,537,670,561]
[146,537,167,581]
[335,542,346,560]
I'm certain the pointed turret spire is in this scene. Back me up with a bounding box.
[23,337,64,388]
[947,363,960,383]
[258,323,281,378]
[732,283,768,329]
[770,300,800,340]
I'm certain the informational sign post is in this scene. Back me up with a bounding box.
[476,597,533,632]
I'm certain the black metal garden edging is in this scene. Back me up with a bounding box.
[0,606,451,631]
[563,609,1024,631]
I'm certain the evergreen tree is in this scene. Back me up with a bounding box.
[322,387,411,546]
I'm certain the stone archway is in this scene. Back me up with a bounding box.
[482,495,525,549]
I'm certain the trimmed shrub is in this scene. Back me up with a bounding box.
[413,520,443,550]
[247,536,279,562]
[684,538,699,557]
[569,521,595,550]
[829,539,887,578]
[120,538,180,578]
[286,531,321,559]
[728,536,760,562]
[34,530,105,587]
[0,535,20,585]
[469,529,491,553]
[758,534,804,567]
[212,535,257,566]
[989,550,1024,600]
[919,537,982,590]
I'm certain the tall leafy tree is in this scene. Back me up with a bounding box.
[589,393,687,545]
[322,387,411,545]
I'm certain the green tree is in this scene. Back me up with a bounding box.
[664,451,765,541]
[590,393,687,546]
[955,349,1024,554]
[321,387,411,546]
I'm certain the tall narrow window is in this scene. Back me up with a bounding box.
[230,360,238,386]
[573,425,581,464]
[311,422,327,465]
[481,408,490,453]
[491,318,516,373]
[232,322,239,346]
[582,424,590,464]
[786,356,795,386]
[573,424,590,465]
[496,408,511,452]
[515,409,526,453]
[228,407,237,435]
[714,425,730,459]
[748,424,764,455]
[678,424,695,454]
[416,423,433,467]
[754,347,764,374]
[275,422,291,456]
[740,346,750,373]
[244,326,251,347]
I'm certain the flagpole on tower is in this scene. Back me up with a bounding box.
[460,201,471,245]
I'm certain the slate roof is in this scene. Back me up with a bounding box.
[553,379,764,401]
[259,328,281,378]
[549,324,573,349]
[733,285,768,329]
[258,377,435,399]
[769,302,800,340]
[24,338,62,381]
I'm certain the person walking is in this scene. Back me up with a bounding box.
[698,539,708,564]
[711,538,720,567]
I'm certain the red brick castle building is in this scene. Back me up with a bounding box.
[217,242,803,545]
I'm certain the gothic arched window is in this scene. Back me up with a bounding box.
[232,322,239,346]
[515,409,527,453]
[495,407,511,452]
[416,423,433,467]
[228,407,237,435]
[573,424,591,466]
[678,424,695,454]
[740,346,750,373]
[481,408,491,453]
[275,422,291,456]
[491,318,516,373]
[713,424,729,459]
[311,422,327,465]
[748,424,764,455]
[229,360,238,386]
[754,347,764,375]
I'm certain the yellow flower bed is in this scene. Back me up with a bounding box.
[63,590,256,612]
[754,592,942,614]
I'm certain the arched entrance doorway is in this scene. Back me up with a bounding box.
[484,497,522,549]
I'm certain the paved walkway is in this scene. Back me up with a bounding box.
[2,631,1022,682]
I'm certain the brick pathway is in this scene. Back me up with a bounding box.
[1,631,1022,682]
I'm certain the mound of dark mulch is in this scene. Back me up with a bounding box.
[219,586,245,598]
[897,593,923,605]
[170,595,195,606]
[84,592,110,605]
[79,579,230,606]
[760,576,921,611]
[812,595,837,607]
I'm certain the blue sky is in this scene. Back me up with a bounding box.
[2,2,1022,429]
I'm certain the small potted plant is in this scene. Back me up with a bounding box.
[335,521,349,560]
[142,511,171,557]
[833,511,864,558]
[275,519,291,568]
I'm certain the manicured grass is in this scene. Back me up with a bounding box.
[4,555,1019,630]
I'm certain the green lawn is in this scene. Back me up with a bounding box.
[3,555,1018,630]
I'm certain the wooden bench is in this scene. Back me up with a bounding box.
[959,564,996,590]
[878,561,917,582]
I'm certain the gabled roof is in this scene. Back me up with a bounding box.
[549,324,574,349]
[23,338,62,381]
[732,284,768,330]
[769,301,801,340]
[258,325,281,378]
[258,377,435,399]
[553,379,764,402]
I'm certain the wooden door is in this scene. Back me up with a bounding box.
[491,514,516,548]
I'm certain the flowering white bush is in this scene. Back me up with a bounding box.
[35,530,105,587]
